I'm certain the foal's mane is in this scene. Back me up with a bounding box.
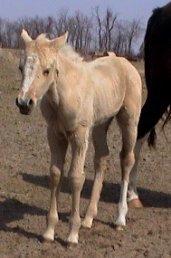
[60,45,84,62]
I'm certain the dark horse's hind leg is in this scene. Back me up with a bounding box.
[128,93,169,207]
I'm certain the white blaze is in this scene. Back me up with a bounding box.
[22,55,39,96]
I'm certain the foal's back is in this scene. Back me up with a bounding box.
[88,55,142,123]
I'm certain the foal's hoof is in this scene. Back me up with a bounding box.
[40,235,54,243]
[67,234,78,246]
[115,225,125,231]
[82,217,93,229]
[42,232,54,243]
[128,199,143,208]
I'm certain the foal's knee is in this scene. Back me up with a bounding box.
[69,174,85,192]
[50,165,61,186]
[94,153,109,170]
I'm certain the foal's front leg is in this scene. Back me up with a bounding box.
[43,127,68,241]
[67,126,89,244]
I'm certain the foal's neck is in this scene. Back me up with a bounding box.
[59,51,80,75]
[57,51,82,91]
[46,52,82,109]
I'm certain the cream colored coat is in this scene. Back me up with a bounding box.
[16,30,142,245]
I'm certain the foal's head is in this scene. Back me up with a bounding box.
[16,29,68,115]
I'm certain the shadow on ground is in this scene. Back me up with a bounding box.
[21,172,171,208]
[0,198,46,240]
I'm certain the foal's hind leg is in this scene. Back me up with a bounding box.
[128,94,169,207]
[43,127,68,241]
[82,120,111,228]
[127,136,148,208]
[115,109,138,230]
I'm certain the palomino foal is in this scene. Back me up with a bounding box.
[16,30,142,244]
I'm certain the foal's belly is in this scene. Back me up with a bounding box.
[93,86,124,124]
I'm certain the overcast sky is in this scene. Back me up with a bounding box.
[0,0,169,26]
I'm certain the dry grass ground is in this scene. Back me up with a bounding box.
[0,50,170,258]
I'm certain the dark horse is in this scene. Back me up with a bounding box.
[127,2,171,207]
[139,2,171,143]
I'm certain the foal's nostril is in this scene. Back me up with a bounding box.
[28,98,34,108]
[16,98,19,107]
[16,96,34,115]
[16,97,34,109]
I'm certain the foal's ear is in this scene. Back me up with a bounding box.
[51,31,68,49]
[21,29,32,43]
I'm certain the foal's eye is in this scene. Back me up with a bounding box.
[43,69,50,76]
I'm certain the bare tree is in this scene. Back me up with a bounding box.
[0,8,143,56]
[112,21,127,55]
[103,8,117,50]
[55,9,69,36]
[0,18,6,47]
[124,19,143,57]
[67,11,92,53]
[95,6,103,50]
[94,7,117,51]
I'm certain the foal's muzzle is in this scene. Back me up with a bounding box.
[16,97,34,115]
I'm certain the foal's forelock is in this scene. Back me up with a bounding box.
[22,54,39,95]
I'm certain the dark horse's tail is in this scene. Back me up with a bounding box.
[139,106,171,148]
[137,6,171,147]
[147,128,157,148]
[137,98,170,148]
[147,107,171,147]
[149,106,171,147]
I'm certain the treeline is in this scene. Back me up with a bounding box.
[0,7,144,57]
